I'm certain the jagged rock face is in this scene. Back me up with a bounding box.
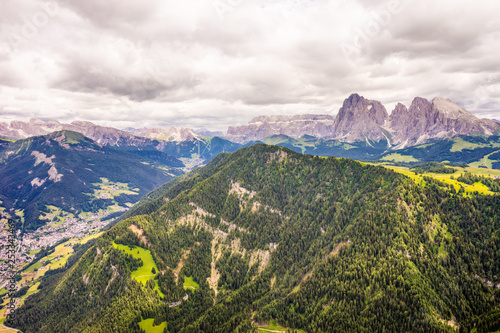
[226,114,335,143]
[67,121,153,147]
[389,97,434,146]
[5,118,65,139]
[226,94,500,147]
[332,93,389,142]
[431,97,498,135]
[389,97,500,146]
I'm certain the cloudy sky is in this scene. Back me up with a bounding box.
[0,0,499,131]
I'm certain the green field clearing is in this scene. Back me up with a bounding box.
[381,153,419,163]
[45,243,73,261]
[23,232,102,276]
[258,321,306,333]
[260,136,316,154]
[469,151,500,169]
[382,165,499,195]
[33,241,75,272]
[138,318,167,333]
[25,261,43,273]
[40,205,75,226]
[90,178,139,199]
[106,204,126,213]
[449,137,491,152]
[112,242,163,297]
[14,209,24,227]
[183,276,199,290]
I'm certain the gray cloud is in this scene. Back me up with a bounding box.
[0,0,499,131]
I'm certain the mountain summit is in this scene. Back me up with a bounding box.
[389,97,499,146]
[332,93,389,142]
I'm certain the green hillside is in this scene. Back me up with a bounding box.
[9,144,500,332]
[256,135,500,170]
[384,136,500,168]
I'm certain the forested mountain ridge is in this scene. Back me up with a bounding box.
[9,144,500,332]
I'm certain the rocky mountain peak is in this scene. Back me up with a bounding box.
[431,97,476,121]
[71,120,95,127]
[391,102,408,117]
[332,93,389,142]
[387,96,500,146]
[406,97,432,117]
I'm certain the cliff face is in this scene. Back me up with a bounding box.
[332,93,389,142]
[225,94,500,147]
[388,97,499,146]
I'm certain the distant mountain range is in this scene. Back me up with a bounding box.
[2,94,498,151]
[228,94,500,147]
[0,118,201,147]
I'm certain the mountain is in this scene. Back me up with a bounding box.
[11,144,500,332]
[3,96,499,160]
[332,93,389,143]
[389,97,499,147]
[224,94,500,147]
[0,118,156,147]
[129,127,202,142]
[193,128,225,137]
[0,119,247,168]
[0,130,183,232]
[258,134,389,160]
[380,135,500,168]
[226,114,335,143]
[256,134,500,168]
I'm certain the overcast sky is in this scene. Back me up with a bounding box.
[0,0,499,131]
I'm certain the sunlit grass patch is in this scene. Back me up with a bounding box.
[258,320,306,332]
[112,242,164,297]
[381,153,419,163]
[138,318,167,333]
[183,275,199,290]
